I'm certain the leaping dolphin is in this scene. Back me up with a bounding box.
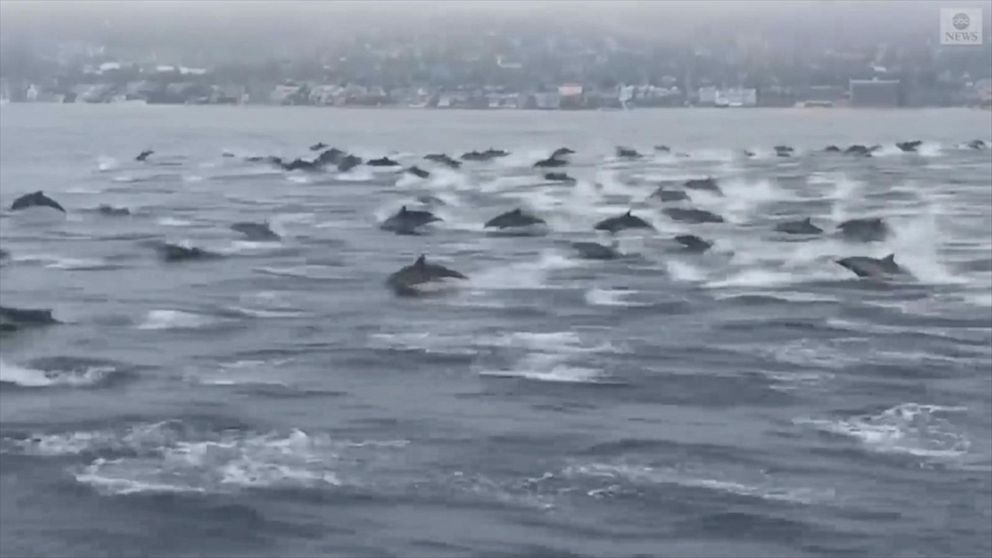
[11,191,66,213]
[651,187,690,202]
[571,241,623,260]
[484,208,548,236]
[337,155,363,172]
[406,166,431,179]
[380,205,442,235]
[775,217,823,235]
[534,156,568,168]
[663,207,724,224]
[594,210,655,233]
[98,204,130,216]
[136,150,154,162]
[424,153,462,168]
[544,172,577,184]
[896,140,923,153]
[674,234,713,253]
[156,243,221,263]
[615,146,642,159]
[367,156,400,167]
[836,254,907,279]
[386,255,468,296]
[230,222,280,241]
[0,306,59,333]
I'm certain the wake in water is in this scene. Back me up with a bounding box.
[0,357,128,388]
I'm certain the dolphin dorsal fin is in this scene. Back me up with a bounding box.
[804,217,812,224]
[415,254,426,267]
[400,205,407,213]
[625,210,632,216]
[883,254,895,264]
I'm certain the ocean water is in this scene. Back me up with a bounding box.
[0,104,990,558]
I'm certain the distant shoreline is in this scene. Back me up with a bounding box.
[2,102,988,112]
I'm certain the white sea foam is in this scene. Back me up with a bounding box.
[156,216,193,227]
[797,403,971,459]
[0,359,118,388]
[584,287,648,307]
[470,250,578,290]
[479,364,607,384]
[137,310,216,330]
[563,462,830,504]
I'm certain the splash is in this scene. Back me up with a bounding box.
[798,403,971,459]
[0,359,119,388]
[136,310,217,330]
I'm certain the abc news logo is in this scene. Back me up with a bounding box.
[941,8,983,45]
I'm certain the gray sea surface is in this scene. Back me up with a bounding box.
[1,105,990,558]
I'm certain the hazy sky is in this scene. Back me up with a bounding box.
[1,0,988,60]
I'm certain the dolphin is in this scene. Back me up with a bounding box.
[367,156,400,167]
[544,172,576,184]
[775,217,823,235]
[0,305,59,333]
[663,207,724,224]
[245,155,280,164]
[337,154,363,172]
[654,145,671,153]
[594,210,655,233]
[651,187,690,202]
[156,243,221,263]
[551,147,575,158]
[683,177,722,195]
[674,234,713,253]
[461,148,509,161]
[424,153,462,169]
[572,241,623,260]
[309,142,328,151]
[742,150,756,158]
[275,157,322,172]
[380,205,442,235]
[315,147,345,165]
[616,146,642,159]
[823,145,841,152]
[484,208,548,236]
[534,156,568,168]
[836,254,907,279]
[837,217,889,242]
[230,222,280,241]
[966,139,988,150]
[774,145,794,157]
[98,204,130,216]
[896,140,922,153]
[483,148,509,158]
[221,151,236,158]
[135,150,154,162]
[11,191,66,213]
[386,254,468,296]
[846,144,882,157]
[461,150,488,161]
[406,166,431,179]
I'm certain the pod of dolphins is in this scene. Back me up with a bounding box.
[1,137,987,325]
